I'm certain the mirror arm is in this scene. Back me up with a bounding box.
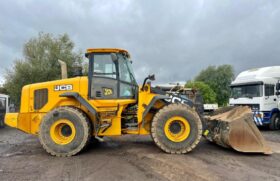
[141,77,149,91]
[141,74,156,91]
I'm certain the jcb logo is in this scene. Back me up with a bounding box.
[103,88,113,96]
[54,85,73,91]
[166,95,193,106]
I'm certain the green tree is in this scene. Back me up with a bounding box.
[0,86,8,94]
[185,81,216,104]
[4,32,82,106]
[195,65,234,106]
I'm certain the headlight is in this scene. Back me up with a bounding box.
[251,104,260,111]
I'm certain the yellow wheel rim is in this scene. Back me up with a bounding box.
[50,119,76,145]
[164,116,190,142]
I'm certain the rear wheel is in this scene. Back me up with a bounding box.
[151,104,202,154]
[269,113,280,130]
[39,107,92,157]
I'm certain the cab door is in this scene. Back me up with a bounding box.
[264,84,277,110]
[88,53,137,101]
[87,53,137,136]
[89,53,118,99]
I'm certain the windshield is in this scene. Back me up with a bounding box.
[118,53,137,98]
[231,84,263,98]
[118,54,137,84]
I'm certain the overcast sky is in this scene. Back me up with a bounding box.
[0,0,280,84]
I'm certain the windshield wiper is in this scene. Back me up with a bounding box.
[232,95,253,99]
[245,95,253,99]
[129,72,137,86]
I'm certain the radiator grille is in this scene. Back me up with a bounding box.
[34,89,48,110]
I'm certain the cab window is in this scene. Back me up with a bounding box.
[265,84,275,96]
[118,55,135,98]
[119,57,132,83]
[93,54,117,79]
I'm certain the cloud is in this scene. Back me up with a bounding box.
[0,0,280,84]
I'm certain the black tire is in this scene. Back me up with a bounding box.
[151,103,202,154]
[269,113,280,130]
[0,113,5,128]
[39,107,92,157]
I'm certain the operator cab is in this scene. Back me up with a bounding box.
[86,49,138,100]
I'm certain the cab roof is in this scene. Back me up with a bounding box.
[86,48,130,57]
[231,66,280,86]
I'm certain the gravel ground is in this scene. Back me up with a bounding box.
[0,127,280,181]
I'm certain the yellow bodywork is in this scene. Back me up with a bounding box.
[5,77,163,137]
[4,48,167,148]
[5,113,18,128]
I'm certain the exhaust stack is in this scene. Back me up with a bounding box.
[58,59,68,79]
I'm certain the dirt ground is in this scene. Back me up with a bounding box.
[0,127,280,181]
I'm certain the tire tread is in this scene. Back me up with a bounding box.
[151,103,202,154]
[39,106,92,157]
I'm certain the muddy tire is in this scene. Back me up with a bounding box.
[39,107,92,157]
[151,103,202,154]
[269,113,280,130]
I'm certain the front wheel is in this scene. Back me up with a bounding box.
[151,104,202,154]
[269,113,280,130]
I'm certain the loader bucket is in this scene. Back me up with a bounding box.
[204,106,272,154]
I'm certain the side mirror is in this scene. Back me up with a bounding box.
[148,74,155,81]
[111,53,118,62]
[141,74,156,91]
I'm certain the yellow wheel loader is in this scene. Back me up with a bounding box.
[4,48,271,156]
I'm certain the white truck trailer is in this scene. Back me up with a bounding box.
[229,66,280,130]
[0,94,9,127]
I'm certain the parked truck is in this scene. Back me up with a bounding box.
[0,94,9,128]
[229,66,280,130]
